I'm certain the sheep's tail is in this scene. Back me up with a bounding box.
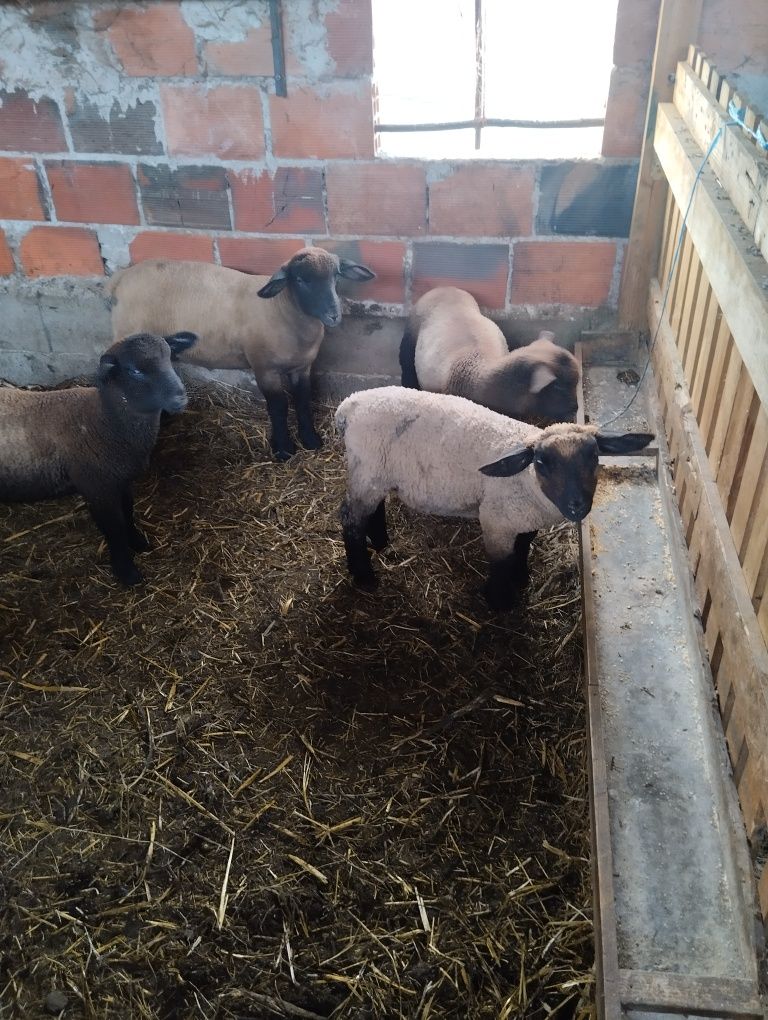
[398,326,420,389]
[334,400,349,437]
[103,268,125,303]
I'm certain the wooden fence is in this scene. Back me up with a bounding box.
[648,47,768,920]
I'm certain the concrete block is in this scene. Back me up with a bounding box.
[0,349,94,386]
[314,315,404,379]
[38,282,111,356]
[0,286,50,353]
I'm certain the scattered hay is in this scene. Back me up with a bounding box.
[0,393,593,1019]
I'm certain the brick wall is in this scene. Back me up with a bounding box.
[0,0,658,384]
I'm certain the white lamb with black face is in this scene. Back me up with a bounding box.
[335,387,652,610]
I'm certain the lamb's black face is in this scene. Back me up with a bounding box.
[289,255,344,327]
[534,434,599,522]
[99,332,197,415]
[257,248,375,327]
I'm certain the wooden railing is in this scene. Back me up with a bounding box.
[649,48,768,921]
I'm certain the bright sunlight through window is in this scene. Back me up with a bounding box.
[373,0,620,159]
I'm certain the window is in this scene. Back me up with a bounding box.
[373,0,620,159]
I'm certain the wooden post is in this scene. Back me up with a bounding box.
[617,0,703,329]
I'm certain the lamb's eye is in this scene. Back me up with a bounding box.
[129,366,144,378]
[534,455,549,473]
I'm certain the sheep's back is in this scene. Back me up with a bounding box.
[337,387,538,517]
[110,261,259,369]
[0,388,90,500]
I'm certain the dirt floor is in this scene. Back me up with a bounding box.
[0,394,592,1020]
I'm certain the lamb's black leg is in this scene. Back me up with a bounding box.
[341,499,377,589]
[257,371,295,461]
[482,531,537,611]
[287,369,322,450]
[87,494,143,586]
[399,326,420,389]
[122,487,150,553]
[365,500,389,551]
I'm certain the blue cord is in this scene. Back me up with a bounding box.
[727,99,768,150]
[599,121,735,428]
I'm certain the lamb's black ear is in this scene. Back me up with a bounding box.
[339,258,375,282]
[257,267,289,298]
[479,444,534,477]
[97,352,118,383]
[595,432,654,454]
[165,331,198,357]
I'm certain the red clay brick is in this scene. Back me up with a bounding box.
[412,242,509,310]
[203,25,274,76]
[318,239,406,303]
[270,83,374,159]
[161,85,265,160]
[0,230,15,275]
[429,164,534,237]
[20,226,104,277]
[130,232,215,264]
[46,161,139,225]
[601,65,649,158]
[0,157,46,220]
[217,237,305,275]
[327,163,426,236]
[326,0,374,76]
[229,167,325,234]
[0,90,66,152]
[612,0,660,65]
[510,241,616,306]
[97,3,197,76]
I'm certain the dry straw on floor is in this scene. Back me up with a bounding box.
[0,393,593,1019]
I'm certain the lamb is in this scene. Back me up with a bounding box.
[335,387,652,609]
[108,247,374,462]
[0,331,197,586]
[399,286,580,425]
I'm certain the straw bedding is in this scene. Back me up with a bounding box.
[0,392,593,1019]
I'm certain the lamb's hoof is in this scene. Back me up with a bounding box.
[352,571,379,592]
[299,429,323,450]
[130,530,151,553]
[367,533,389,552]
[113,562,144,586]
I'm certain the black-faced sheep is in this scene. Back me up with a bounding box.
[399,286,579,425]
[108,248,375,462]
[335,387,652,609]
[0,331,197,586]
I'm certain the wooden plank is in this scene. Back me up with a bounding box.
[760,858,768,921]
[654,103,768,413]
[689,285,722,416]
[673,60,768,263]
[658,188,678,285]
[682,254,710,386]
[619,969,764,1017]
[706,342,742,470]
[670,229,695,341]
[648,279,768,916]
[679,247,704,370]
[617,0,703,328]
[714,368,758,515]
[730,406,768,558]
[697,313,732,447]
[742,469,768,596]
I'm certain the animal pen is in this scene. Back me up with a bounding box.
[1,1,768,1019]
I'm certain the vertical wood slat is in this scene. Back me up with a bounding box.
[648,276,768,924]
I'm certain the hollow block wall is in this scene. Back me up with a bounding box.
[0,0,663,386]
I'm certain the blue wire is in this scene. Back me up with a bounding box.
[599,121,735,428]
